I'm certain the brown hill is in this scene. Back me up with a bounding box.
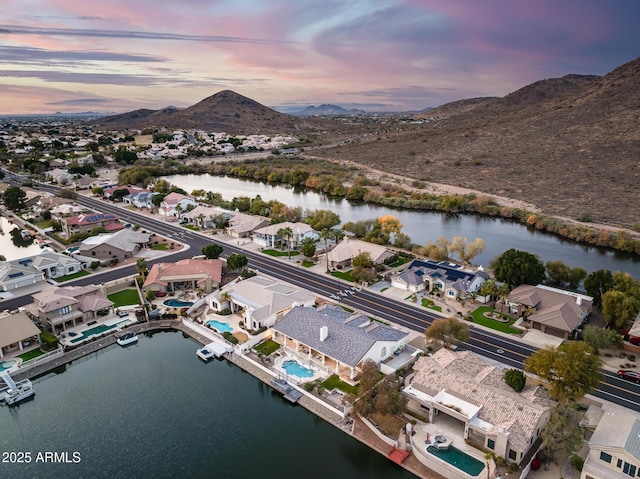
[94,90,327,134]
[311,57,640,228]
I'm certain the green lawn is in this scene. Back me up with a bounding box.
[152,243,168,250]
[262,249,300,257]
[56,270,91,282]
[301,260,315,268]
[17,348,46,362]
[331,271,355,282]
[108,289,141,307]
[184,224,200,231]
[254,339,280,356]
[33,219,52,228]
[387,257,411,268]
[470,306,522,334]
[421,298,442,312]
[321,375,359,395]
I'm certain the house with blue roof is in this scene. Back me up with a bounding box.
[123,191,158,209]
[391,259,489,300]
[272,304,410,381]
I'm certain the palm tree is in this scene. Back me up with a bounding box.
[277,227,294,258]
[175,203,183,218]
[196,213,205,228]
[497,283,512,313]
[319,229,334,273]
[136,258,148,278]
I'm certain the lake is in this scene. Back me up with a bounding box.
[163,174,640,278]
[0,331,416,479]
[0,215,42,260]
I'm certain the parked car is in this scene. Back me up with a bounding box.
[117,310,129,317]
[617,370,640,383]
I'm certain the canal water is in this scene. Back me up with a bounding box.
[163,174,640,278]
[0,331,416,479]
[0,215,42,261]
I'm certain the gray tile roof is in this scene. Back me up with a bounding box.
[625,419,640,460]
[274,305,407,367]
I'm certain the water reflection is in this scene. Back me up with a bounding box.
[164,174,640,278]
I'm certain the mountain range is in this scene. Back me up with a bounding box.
[93,57,640,228]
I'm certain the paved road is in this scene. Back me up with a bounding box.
[5,172,640,411]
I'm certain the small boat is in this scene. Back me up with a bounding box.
[116,332,138,346]
[0,372,35,406]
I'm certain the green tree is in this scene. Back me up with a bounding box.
[2,186,26,211]
[202,243,223,259]
[111,188,130,202]
[448,236,486,264]
[135,258,148,277]
[0,254,6,262]
[146,289,156,301]
[491,248,546,288]
[546,260,570,286]
[504,369,526,392]
[601,290,640,329]
[319,229,334,273]
[300,237,316,258]
[227,253,248,273]
[478,279,498,302]
[524,342,602,403]
[351,359,382,417]
[114,145,138,164]
[91,187,104,196]
[305,209,340,230]
[539,405,584,464]
[567,267,587,290]
[583,269,613,307]
[424,317,470,349]
[374,377,406,415]
[582,326,623,354]
[277,226,294,257]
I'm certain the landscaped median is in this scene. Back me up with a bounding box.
[468,306,523,334]
[56,270,91,282]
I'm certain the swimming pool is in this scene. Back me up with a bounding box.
[70,323,119,344]
[282,359,314,378]
[0,359,18,372]
[427,445,485,477]
[206,320,233,334]
[163,299,194,308]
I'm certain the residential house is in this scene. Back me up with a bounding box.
[252,221,318,249]
[123,190,156,209]
[272,304,409,380]
[23,251,83,279]
[50,203,84,219]
[0,261,45,291]
[225,212,270,238]
[47,168,74,185]
[403,349,555,465]
[581,408,640,479]
[143,259,223,294]
[158,192,197,218]
[181,205,229,229]
[326,237,395,269]
[391,259,489,299]
[507,284,593,339]
[27,284,114,334]
[0,311,41,359]
[78,228,151,263]
[64,212,122,236]
[32,194,71,218]
[72,175,94,189]
[206,275,316,330]
[103,185,147,201]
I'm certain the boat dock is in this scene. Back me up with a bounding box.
[270,377,303,403]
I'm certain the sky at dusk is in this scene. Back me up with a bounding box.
[0,0,638,114]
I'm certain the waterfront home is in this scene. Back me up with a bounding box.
[506,284,593,339]
[326,237,395,269]
[205,275,315,330]
[158,192,197,218]
[181,205,229,229]
[225,212,270,239]
[0,311,41,359]
[252,221,318,249]
[390,259,489,299]
[64,212,122,236]
[403,349,554,466]
[581,407,640,479]
[143,259,223,295]
[78,228,151,263]
[28,284,114,334]
[32,193,71,217]
[0,261,45,291]
[272,304,409,380]
[122,190,157,209]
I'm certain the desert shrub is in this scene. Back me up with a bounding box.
[571,455,584,471]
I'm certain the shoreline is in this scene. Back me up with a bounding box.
[11,319,436,479]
